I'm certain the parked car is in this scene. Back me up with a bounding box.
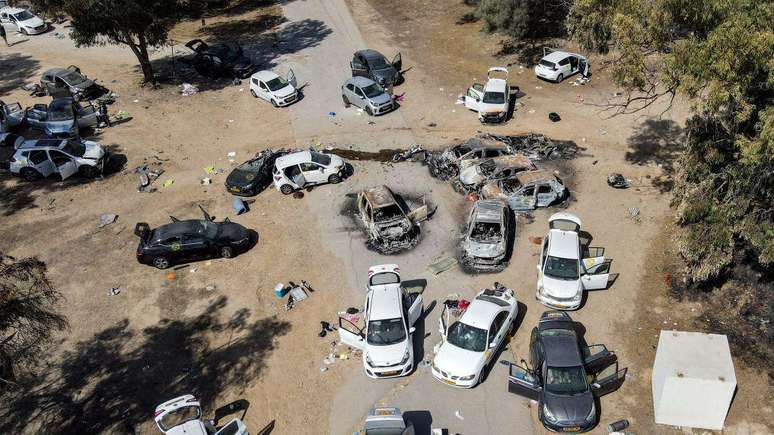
[135,208,252,269]
[1,100,24,129]
[350,49,402,87]
[185,39,254,78]
[432,283,518,388]
[0,7,47,35]
[361,407,416,435]
[154,395,248,435]
[462,67,512,123]
[9,138,107,181]
[24,98,98,138]
[457,154,535,192]
[40,66,104,100]
[272,150,346,194]
[461,200,512,272]
[507,311,626,432]
[225,149,288,196]
[536,213,612,310]
[357,185,433,254]
[534,50,589,83]
[337,264,423,378]
[481,170,568,211]
[249,69,299,107]
[341,76,395,116]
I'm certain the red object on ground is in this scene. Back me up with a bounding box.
[465,193,479,201]
[459,299,470,310]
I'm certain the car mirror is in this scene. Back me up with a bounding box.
[489,342,497,349]
[592,382,601,389]
[409,327,416,334]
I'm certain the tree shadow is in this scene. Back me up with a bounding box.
[199,14,287,39]
[0,52,40,98]
[625,119,684,191]
[0,296,291,434]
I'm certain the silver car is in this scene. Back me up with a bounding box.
[25,98,99,138]
[341,76,395,116]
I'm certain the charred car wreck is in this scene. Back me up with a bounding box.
[357,185,434,254]
[481,170,568,211]
[461,200,512,272]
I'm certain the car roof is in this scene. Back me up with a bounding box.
[346,76,377,88]
[368,284,403,320]
[42,68,75,77]
[542,330,584,367]
[547,229,579,258]
[515,169,555,185]
[484,78,507,93]
[473,200,505,223]
[50,98,74,109]
[152,220,203,240]
[542,50,582,63]
[362,185,398,208]
[275,150,312,167]
[356,49,385,60]
[1,7,28,14]
[460,295,503,330]
[482,154,534,171]
[251,70,279,81]
[18,139,65,150]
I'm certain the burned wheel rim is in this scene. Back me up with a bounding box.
[280,184,293,195]
[153,257,170,269]
[221,246,234,258]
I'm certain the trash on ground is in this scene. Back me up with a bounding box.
[607,173,630,188]
[204,166,216,174]
[201,177,212,185]
[205,285,216,292]
[428,256,458,275]
[108,287,121,296]
[99,213,118,228]
[391,144,426,163]
[162,179,175,188]
[454,410,464,420]
[548,112,561,122]
[181,83,199,96]
[232,197,247,215]
[627,207,640,219]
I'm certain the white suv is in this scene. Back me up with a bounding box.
[249,69,299,107]
[462,67,511,123]
[536,212,611,310]
[534,50,589,83]
[9,138,107,181]
[272,150,346,194]
[338,264,423,379]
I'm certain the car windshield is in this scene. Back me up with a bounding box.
[544,256,579,280]
[61,72,87,86]
[310,152,331,166]
[447,321,487,352]
[158,405,201,431]
[49,104,74,121]
[545,366,588,395]
[500,178,523,194]
[482,92,505,104]
[237,158,266,173]
[369,272,400,286]
[470,222,501,243]
[14,10,34,20]
[362,83,384,98]
[373,204,403,221]
[62,140,86,157]
[540,59,556,69]
[368,55,389,69]
[367,318,406,345]
[198,220,219,239]
[265,77,288,91]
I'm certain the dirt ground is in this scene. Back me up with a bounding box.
[0,0,772,434]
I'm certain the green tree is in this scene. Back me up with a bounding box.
[476,0,570,40]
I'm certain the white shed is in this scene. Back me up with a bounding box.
[652,330,737,430]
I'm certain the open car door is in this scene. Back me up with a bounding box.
[214,418,249,435]
[392,53,402,71]
[56,159,78,180]
[338,317,366,350]
[403,291,423,327]
[590,361,626,397]
[2,102,24,127]
[406,197,436,224]
[548,212,581,232]
[487,67,509,80]
[438,303,450,339]
[579,57,589,77]
[351,55,368,77]
[582,247,605,270]
[507,362,541,400]
[581,254,611,291]
[286,68,297,89]
[464,85,483,111]
[76,102,99,127]
[582,344,617,373]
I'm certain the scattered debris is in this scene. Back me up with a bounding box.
[232,197,247,215]
[627,207,640,219]
[99,213,118,228]
[529,236,543,245]
[607,419,630,432]
[454,410,464,420]
[205,285,216,292]
[607,173,630,188]
[107,287,121,296]
[180,83,199,96]
[136,165,164,192]
[391,144,426,163]
[162,179,175,188]
[548,112,561,122]
[428,256,458,275]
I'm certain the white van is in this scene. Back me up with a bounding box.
[272,150,346,194]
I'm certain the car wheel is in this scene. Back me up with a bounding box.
[280,184,294,195]
[21,28,28,35]
[365,106,373,116]
[20,168,41,181]
[153,257,170,269]
[342,95,350,108]
[250,89,257,98]
[220,246,234,258]
[556,73,564,83]
[271,99,278,108]
[328,174,341,184]
[79,165,99,178]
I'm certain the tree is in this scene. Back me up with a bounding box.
[61,0,179,83]
[0,256,68,388]
[476,0,570,40]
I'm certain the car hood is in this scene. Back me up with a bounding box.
[543,390,594,424]
[541,275,582,298]
[226,168,261,187]
[328,154,345,168]
[479,102,507,114]
[368,92,393,106]
[464,240,505,259]
[82,141,105,159]
[273,84,296,98]
[372,67,398,83]
[165,419,209,435]
[434,342,484,376]
[459,166,483,186]
[219,222,249,242]
[19,16,45,28]
[367,340,409,366]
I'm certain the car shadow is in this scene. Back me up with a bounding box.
[256,419,276,435]
[479,300,527,385]
[403,410,433,435]
[213,399,250,426]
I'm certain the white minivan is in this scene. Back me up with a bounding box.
[249,69,299,107]
[272,150,346,194]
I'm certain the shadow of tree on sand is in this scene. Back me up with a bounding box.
[0,52,40,98]
[0,296,290,434]
[626,118,684,192]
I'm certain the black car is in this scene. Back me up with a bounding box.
[185,39,255,78]
[225,149,288,196]
[506,311,626,432]
[135,208,252,269]
[351,49,402,87]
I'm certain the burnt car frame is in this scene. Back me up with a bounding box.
[185,39,255,78]
[481,170,568,211]
[506,311,626,432]
[225,149,289,196]
[357,186,433,254]
[427,141,515,180]
[24,98,99,138]
[460,199,513,272]
[40,66,106,100]
[456,154,536,193]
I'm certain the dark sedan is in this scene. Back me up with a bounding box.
[135,210,252,269]
[351,49,402,87]
[506,311,626,432]
[225,149,287,196]
[186,39,255,78]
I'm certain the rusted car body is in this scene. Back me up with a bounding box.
[481,170,567,210]
[357,185,432,254]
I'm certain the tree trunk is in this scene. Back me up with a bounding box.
[125,35,155,84]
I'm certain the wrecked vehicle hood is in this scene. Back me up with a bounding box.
[19,15,45,29]
[478,102,507,114]
[46,119,76,135]
[367,340,409,366]
[459,165,484,186]
[368,91,393,106]
[226,168,260,186]
[375,218,412,239]
[372,66,398,84]
[82,141,106,160]
[542,275,581,299]
[464,240,505,259]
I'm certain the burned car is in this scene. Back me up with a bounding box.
[481,170,568,211]
[225,149,289,196]
[185,39,255,78]
[426,141,515,180]
[357,186,433,254]
[1,100,24,130]
[457,154,535,193]
[461,200,512,272]
[24,98,99,138]
[40,66,105,100]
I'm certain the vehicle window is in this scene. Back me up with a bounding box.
[355,87,365,98]
[48,150,71,166]
[14,10,34,20]
[62,140,86,157]
[364,203,372,219]
[482,92,505,104]
[28,150,48,165]
[259,81,267,90]
[300,162,318,172]
[488,321,498,345]
[544,256,579,280]
[447,321,487,352]
[470,222,501,243]
[265,77,288,91]
[453,146,472,158]
[49,104,74,122]
[538,184,553,194]
[369,55,389,69]
[494,311,508,333]
[539,60,556,69]
[521,186,535,196]
[558,58,570,66]
[251,78,260,86]
[369,271,400,286]
[373,204,402,221]
[160,235,182,246]
[484,149,502,158]
[362,83,385,98]
[367,318,406,346]
[60,72,86,86]
[157,405,202,431]
[183,234,203,244]
[541,239,549,267]
[285,164,301,178]
[310,152,331,166]
[198,220,219,239]
[346,83,355,92]
[545,366,588,395]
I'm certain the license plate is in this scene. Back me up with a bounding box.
[562,427,581,432]
[442,378,456,386]
[380,370,400,376]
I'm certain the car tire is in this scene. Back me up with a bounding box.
[21,28,28,36]
[79,165,99,178]
[153,257,170,269]
[556,74,564,83]
[250,89,258,98]
[328,174,341,184]
[220,246,234,258]
[342,95,350,108]
[365,106,373,116]
[280,184,294,195]
[20,168,41,181]
[271,99,278,108]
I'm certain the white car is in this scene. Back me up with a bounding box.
[462,67,511,123]
[10,138,108,181]
[0,7,47,35]
[154,395,247,435]
[272,150,346,194]
[432,284,518,388]
[338,264,423,379]
[536,212,612,310]
[249,69,299,107]
[534,50,588,83]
